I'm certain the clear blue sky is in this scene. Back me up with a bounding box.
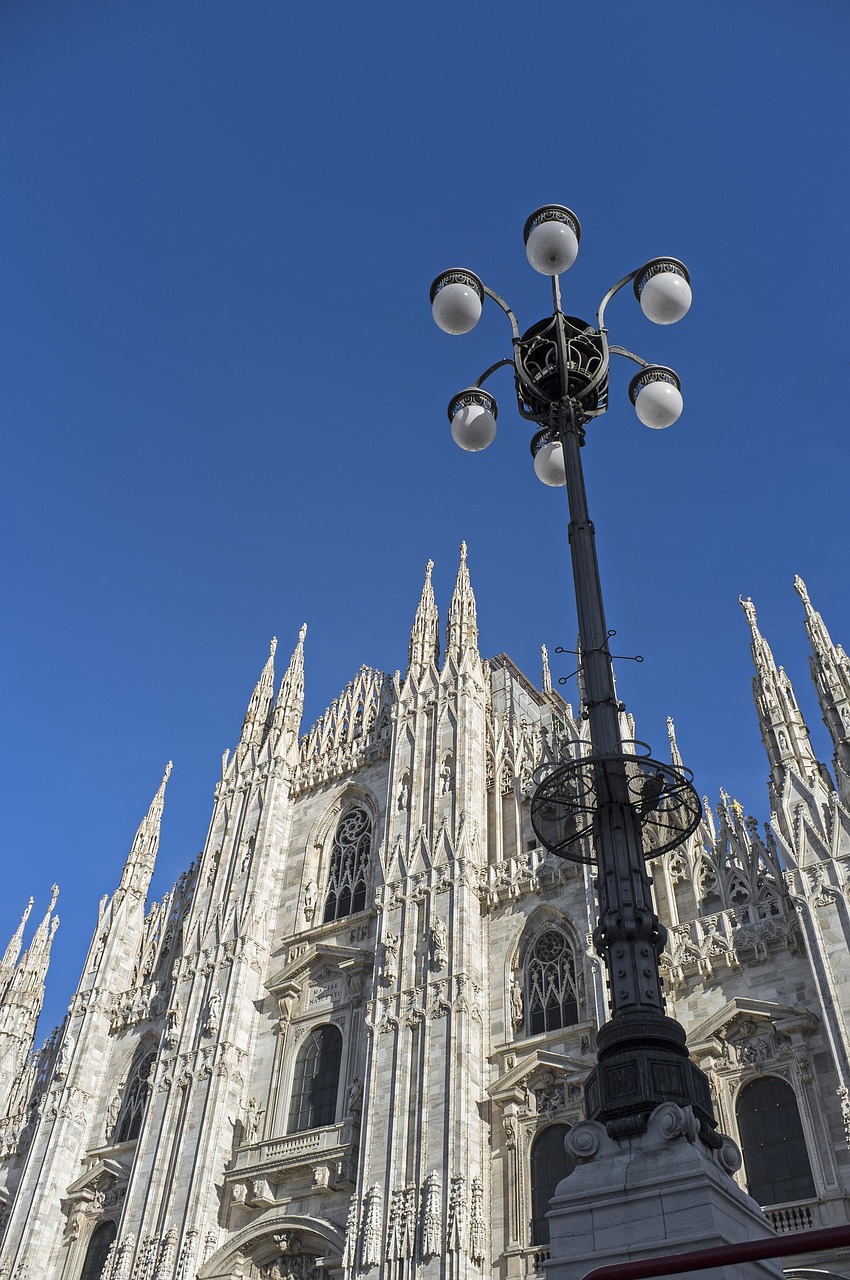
[2,0,848,1036]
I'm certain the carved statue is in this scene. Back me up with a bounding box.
[105,1082,124,1141]
[397,777,410,812]
[382,934,399,985]
[244,1096,264,1142]
[509,976,524,1027]
[440,760,453,796]
[430,918,448,969]
[204,989,222,1038]
[346,1077,363,1116]
[303,879,318,923]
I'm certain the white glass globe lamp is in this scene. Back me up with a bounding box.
[633,258,692,324]
[531,430,567,486]
[430,269,485,335]
[447,389,498,452]
[523,205,581,276]
[629,367,683,429]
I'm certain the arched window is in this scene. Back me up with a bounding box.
[115,1048,156,1144]
[323,807,372,922]
[287,1025,343,1133]
[79,1220,117,1280]
[530,1124,570,1245]
[736,1076,815,1206]
[524,928,579,1036]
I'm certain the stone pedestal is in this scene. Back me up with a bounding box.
[546,1104,785,1280]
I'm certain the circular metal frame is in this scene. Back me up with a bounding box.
[447,387,498,424]
[530,751,702,865]
[429,268,485,306]
[632,257,690,303]
[627,364,681,405]
[523,204,582,247]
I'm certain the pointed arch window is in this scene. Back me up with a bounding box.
[524,928,579,1036]
[530,1124,571,1244]
[736,1076,815,1206]
[79,1220,117,1280]
[115,1048,156,1144]
[287,1025,343,1133]
[323,807,372,922]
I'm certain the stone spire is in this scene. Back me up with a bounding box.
[240,638,277,748]
[272,623,307,759]
[0,887,59,1100]
[666,716,683,770]
[740,595,820,794]
[0,897,33,982]
[794,575,850,801]
[541,644,552,695]
[119,762,172,897]
[445,542,479,665]
[408,559,440,673]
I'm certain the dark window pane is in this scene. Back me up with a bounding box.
[80,1220,117,1280]
[530,1124,571,1244]
[115,1050,156,1144]
[323,808,372,923]
[287,1025,343,1134]
[736,1076,815,1206]
[524,930,579,1037]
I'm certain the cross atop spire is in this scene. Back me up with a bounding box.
[408,559,440,673]
[445,542,479,665]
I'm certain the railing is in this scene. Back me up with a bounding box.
[234,1121,353,1170]
[764,1201,816,1233]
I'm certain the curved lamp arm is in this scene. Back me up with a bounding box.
[608,344,650,369]
[473,358,516,389]
[482,285,521,341]
[596,268,640,332]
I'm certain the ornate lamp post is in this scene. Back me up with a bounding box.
[431,205,717,1144]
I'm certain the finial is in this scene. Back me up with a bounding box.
[793,575,810,606]
[541,644,552,694]
[425,559,434,579]
[49,885,59,912]
[459,541,467,563]
[163,761,173,784]
[269,636,278,658]
[298,622,307,642]
[739,595,759,632]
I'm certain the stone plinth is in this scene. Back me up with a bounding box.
[546,1104,785,1280]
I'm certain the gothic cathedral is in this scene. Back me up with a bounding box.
[2,550,850,1279]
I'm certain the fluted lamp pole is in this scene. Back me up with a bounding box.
[431,206,717,1143]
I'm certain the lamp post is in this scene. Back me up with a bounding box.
[431,205,717,1144]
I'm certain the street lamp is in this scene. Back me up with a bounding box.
[430,206,717,1143]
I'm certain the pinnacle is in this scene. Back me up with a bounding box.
[793,575,811,607]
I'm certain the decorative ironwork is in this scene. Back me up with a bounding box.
[632,256,690,303]
[628,365,681,405]
[429,268,484,305]
[514,314,607,419]
[523,204,581,246]
[447,387,498,423]
[530,750,702,864]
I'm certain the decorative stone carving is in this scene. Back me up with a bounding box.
[469,1176,485,1265]
[447,1174,466,1252]
[203,989,221,1038]
[837,1085,850,1148]
[345,1077,363,1117]
[361,1183,383,1267]
[420,1171,441,1258]
[430,918,448,969]
[509,975,524,1028]
[381,934,399,986]
[303,879,317,923]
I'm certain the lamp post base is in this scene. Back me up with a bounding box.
[585,1013,718,1143]
[545,1104,783,1280]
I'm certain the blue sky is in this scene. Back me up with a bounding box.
[2,0,849,1035]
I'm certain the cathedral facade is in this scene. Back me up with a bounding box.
[2,550,850,1280]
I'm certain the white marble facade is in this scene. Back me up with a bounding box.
[2,556,850,1279]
